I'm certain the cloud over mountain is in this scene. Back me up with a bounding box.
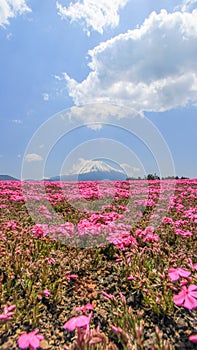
[63,9,197,113]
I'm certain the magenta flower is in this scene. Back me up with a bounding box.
[162,216,173,224]
[143,233,159,243]
[101,290,115,301]
[174,229,193,237]
[18,329,44,349]
[173,284,197,310]
[42,289,50,297]
[63,313,92,331]
[168,267,191,281]
[189,334,197,343]
[31,224,48,238]
[188,258,197,271]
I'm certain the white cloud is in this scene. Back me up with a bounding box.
[56,0,129,35]
[0,0,31,27]
[68,157,87,174]
[6,31,12,39]
[12,119,22,124]
[65,103,140,126]
[25,153,43,162]
[42,93,49,101]
[179,0,197,12]
[63,9,197,113]
[120,163,141,176]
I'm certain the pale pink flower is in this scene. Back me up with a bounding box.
[42,289,50,297]
[7,220,17,228]
[18,329,44,349]
[143,233,159,243]
[31,224,48,238]
[173,284,197,310]
[101,290,115,301]
[89,336,103,345]
[174,229,193,237]
[45,257,56,264]
[75,303,94,312]
[63,313,92,331]
[0,304,16,321]
[168,267,191,281]
[188,258,197,271]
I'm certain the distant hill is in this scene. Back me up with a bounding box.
[0,175,18,181]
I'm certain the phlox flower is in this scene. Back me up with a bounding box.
[63,313,92,331]
[135,226,155,239]
[188,258,197,271]
[173,284,197,310]
[65,271,78,281]
[174,229,193,237]
[161,216,173,224]
[45,257,56,265]
[18,329,44,349]
[168,267,191,281]
[75,303,94,312]
[0,304,16,322]
[189,334,197,343]
[31,224,48,238]
[101,290,115,301]
[143,233,159,243]
[42,289,50,297]
[0,230,6,241]
[134,228,144,238]
[7,220,17,228]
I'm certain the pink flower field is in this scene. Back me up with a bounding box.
[0,179,197,349]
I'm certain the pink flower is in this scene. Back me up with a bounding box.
[45,257,56,264]
[173,284,197,310]
[66,273,78,282]
[7,220,17,228]
[0,304,16,321]
[168,267,191,281]
[162,216,173,224]
[189,334,197,343]
[75,303,94,312]
[18,329,44,349]
[42,289,50,297]
[127,276,135,281]
[174,229,193,237]
[143,233,159,243]
[63,313,92,331]
[188,258,197,271]
[101,290,115,301]
[31,224,48,238]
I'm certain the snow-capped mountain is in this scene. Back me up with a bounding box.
[79,160,123,174]
[49,160,127,181]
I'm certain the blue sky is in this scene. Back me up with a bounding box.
[0,0,197,179]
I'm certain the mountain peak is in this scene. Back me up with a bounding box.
[79,160,123,174]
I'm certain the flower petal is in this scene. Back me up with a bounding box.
[189,334,197,343]
[184,294,197,310]
[173,290,185,306]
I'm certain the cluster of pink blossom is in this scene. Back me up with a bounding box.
[168,265,197,310]
[0,179,197,348]
[134,226,160,243]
